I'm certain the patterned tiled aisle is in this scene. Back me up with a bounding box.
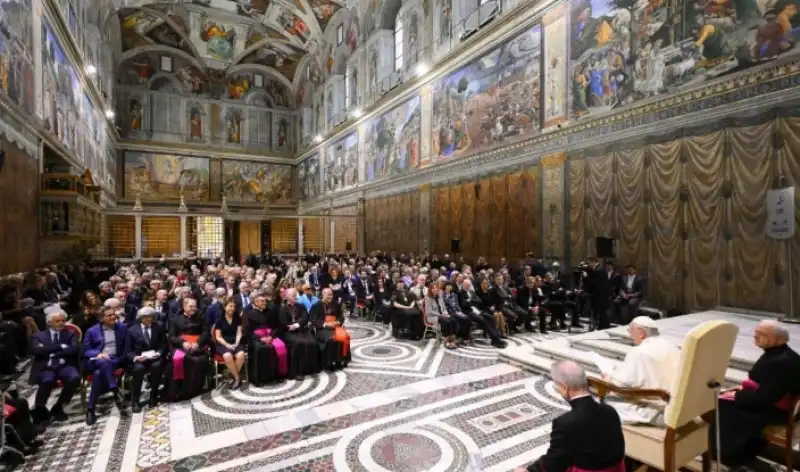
[9,321,573,472]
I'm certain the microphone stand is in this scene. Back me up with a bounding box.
[706,380,723,472]
[0,383,24,464]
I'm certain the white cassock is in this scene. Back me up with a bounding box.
[607,336,680,424]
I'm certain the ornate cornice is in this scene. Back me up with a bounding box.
[117,141,295,163]
[0,96,41,157]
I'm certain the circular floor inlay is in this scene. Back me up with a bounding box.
[371,433,441,472]
[372,347,391,355]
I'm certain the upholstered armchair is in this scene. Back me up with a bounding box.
[588,320,739,472]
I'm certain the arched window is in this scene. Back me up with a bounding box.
[394,17,404,71]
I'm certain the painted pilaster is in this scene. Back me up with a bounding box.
[541,152,566,261]
[135,215,143,258]
[418,184,431,252]
[33,0,43,121]
[180,215,187,256]
[357,121,367,183]
[298,217,305,254]
[419,85,433,167]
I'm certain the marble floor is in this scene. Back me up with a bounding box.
[6,322,576,472]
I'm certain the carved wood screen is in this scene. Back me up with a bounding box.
[141,216,181,258]
[303,219,325,253]
[106,215,136,258]
[569,112,800,314]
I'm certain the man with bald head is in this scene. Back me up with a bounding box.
[516,360,625,472]
[708,320,800,467]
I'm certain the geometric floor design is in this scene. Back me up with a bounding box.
[9,321,575,472]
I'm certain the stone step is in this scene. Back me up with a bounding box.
[502,338,746,387]
[569,338,749,386]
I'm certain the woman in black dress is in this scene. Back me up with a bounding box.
[214,298,246,389]
[242,293,287,385]
[391,281,423,339]
[165,298,210,400]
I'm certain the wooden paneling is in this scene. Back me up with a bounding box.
[364,190,421,254]
[474,178,492,259]
[238,221,261,256]
[0,140,38,274]
[507,171,526,260]
[489,175,508,263]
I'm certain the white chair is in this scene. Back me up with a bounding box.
[589,320,739,472]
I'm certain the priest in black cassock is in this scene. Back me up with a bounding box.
[312,288,351,370]
[243,293,287,385]
[165,298,210,400]
[709,320,800,467]
[279,288,321,380]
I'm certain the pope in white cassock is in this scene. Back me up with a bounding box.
[601,316,680,424]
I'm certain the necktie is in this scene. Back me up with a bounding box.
[143,326,151,346]
[244,295,250,306]
[52,332,59,345]
[156,304,162,313]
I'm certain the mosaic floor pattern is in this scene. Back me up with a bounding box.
[7,321,575,472]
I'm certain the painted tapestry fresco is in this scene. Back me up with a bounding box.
[297,153,320,199]
[324,132,358,193]
[221,161,293,204]
[430,24,542,163]
[364,95,421,181]
[0,0,34,116]
[124,152,210,200]
[570,0,800,119]
[42,20,83,155]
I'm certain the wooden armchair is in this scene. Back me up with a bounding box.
[762,395,800,471]
[587,320,739,472]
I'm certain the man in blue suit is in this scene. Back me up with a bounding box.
[29,307,80,424]
[83,305,128,425]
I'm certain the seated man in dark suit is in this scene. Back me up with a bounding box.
[29,307,80,424]
[709,320,800,468]
[613,265,643,325]
[516,360,625,472]
[125,307,167,412]
[83,305,128,424]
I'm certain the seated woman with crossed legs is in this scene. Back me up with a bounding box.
[214,298,246,390]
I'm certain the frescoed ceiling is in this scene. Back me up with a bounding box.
[107,0,350,107]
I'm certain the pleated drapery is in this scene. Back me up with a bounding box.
[567,115,799,314]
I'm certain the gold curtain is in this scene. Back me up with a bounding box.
[569,159,587,264]
[614,148,646,270]
[726,123,778,311]
[778,116,800,316]
[647,140,682,310]
[587,154,614,245]
[683,130,725,311]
